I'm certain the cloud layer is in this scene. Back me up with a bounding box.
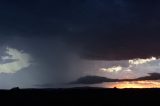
[0,47,32,73]
[100,57,157,73]
[100,66,123,73]
[71,73,160,84]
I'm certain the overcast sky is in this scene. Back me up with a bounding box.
[0,0,160,88]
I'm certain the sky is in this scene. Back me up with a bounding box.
[0,0,160,89]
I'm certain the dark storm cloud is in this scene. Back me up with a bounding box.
[0,0,160,60]
[70,73,160,84]
[1,0,159,88]
[14,37,76,84]
[70,76,118,84]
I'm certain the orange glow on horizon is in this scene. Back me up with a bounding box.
[106,80,160,89]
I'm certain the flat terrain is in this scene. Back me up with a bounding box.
[1,87,160,105]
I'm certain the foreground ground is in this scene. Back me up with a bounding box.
[0,87,160,105]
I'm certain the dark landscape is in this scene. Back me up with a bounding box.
[0,87,159,105]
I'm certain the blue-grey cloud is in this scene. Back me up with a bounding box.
[0,47,32,73]
[70,73,160,84]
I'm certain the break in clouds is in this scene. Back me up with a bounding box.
[100,57,157,73]
[0,47,32,74]
[97,57,160,79]
[69,56,160,81]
